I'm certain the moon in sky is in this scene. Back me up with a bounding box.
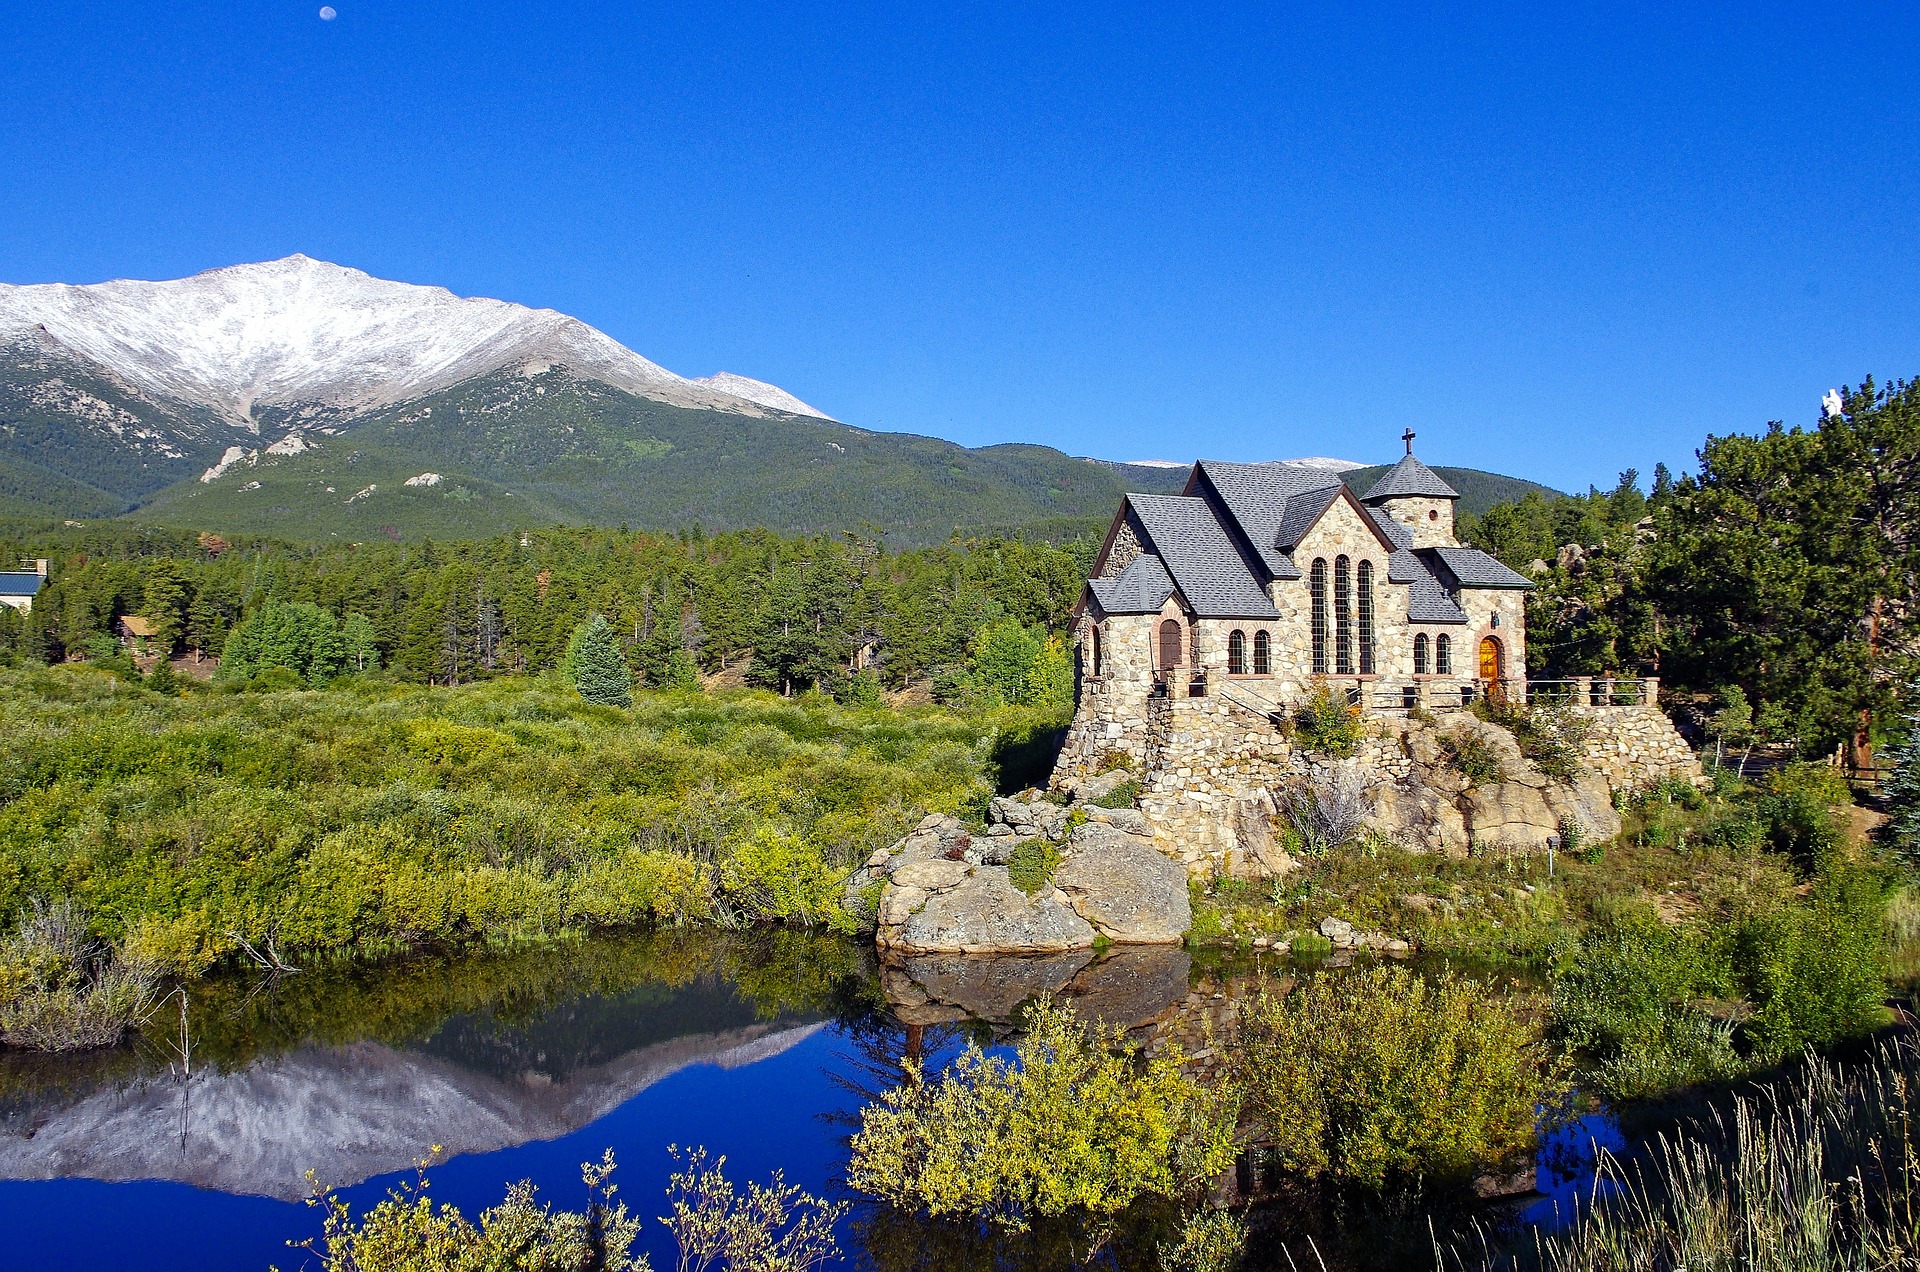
[319,6,336,18]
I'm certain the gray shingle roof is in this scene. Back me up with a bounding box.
[0,572,44,597]
[1190,461,1345,580]
[1125,494,1280,618]
[1361,454,1459,501]
[1407,569,1470,623]
[1418,547,1536,590]
[1086,553,1176,614]
[1271,486,1344,552]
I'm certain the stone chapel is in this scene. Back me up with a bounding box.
[1059,437,1537,773]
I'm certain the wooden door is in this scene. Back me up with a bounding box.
[1159,619,1183,670]
[1478,636,1502,681]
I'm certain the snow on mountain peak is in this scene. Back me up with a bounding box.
[0,256,832,425]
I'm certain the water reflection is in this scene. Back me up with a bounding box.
[881,945,1192,1032]
[0,931,863,1200]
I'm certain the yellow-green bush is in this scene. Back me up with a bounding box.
[846,999,1237,1229]
[1234,965,1566,1188]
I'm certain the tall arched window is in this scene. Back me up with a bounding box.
[1334,555,1353,675]
[1228,629,1247,675]
[1413,632,1430,675]
[1159,618,1183,671]
[1436,633,1453,675]
[1253,630,1271,675]
[1091,624,1104,676]
[1309,559,1328,674]
[1357,560,1375,675]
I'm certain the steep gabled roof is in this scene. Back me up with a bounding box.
[1362,454,1459,501]
[1086,554,1177,615]
[1125,494,1279,618]
[1188,461,1344,580]
[0,572,44,597]
[1417,547,1536,590]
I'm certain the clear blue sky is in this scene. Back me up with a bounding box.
[2,2,1915,492]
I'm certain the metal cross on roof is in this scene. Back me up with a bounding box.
[1402,428,1416,455]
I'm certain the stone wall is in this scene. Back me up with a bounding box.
[1571,703,1704,792]
[1377,495,1455,546]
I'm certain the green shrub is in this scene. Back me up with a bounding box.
[1288,932,1334,960]
[1474,696,1590,781]
[1089,779,1140,809]
[1757,763,1847,869]
[1293,682,1367,757]
[1441,732,1506,786]
[1734,866,1890,1061]
[1006,839,1062,895]
[0,899,161,1052]
[846,999,1238,1229]
[1234,965,1566,1187]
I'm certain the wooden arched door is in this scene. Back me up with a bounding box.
[1159,619,1183,670]
[1478,636,1503,682]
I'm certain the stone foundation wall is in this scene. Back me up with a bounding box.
[1570,704,1704,792]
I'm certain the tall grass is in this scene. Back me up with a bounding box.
[1445,1036,1920,1271]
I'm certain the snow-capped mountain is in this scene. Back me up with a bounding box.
[0,255,832,427]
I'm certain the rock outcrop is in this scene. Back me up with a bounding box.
[1055,823,1190,943]
[851,788,1194,955]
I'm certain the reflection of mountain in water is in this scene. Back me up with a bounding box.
[0,977,822,1200]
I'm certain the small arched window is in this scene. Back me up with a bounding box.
[1334,555,1354,675]
[1436,633,1453,675]
[1253,630,1271,675]
[1357,560,1376,675]
[1309,559,1328,674]
[1159,618,1183,670]
[1228,629,1247,675]
[1413,632,1430,675]
[1091,624,1103,676]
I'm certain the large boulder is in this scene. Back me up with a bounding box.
[1055,823,1191,943]
[880,865,1096,954]
[1544,772,1623,844]
[1463,780,1560,851]
[1067,769,1136,805]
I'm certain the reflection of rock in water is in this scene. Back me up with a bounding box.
[883,946,1190,1031]
[0,1021,822,1201]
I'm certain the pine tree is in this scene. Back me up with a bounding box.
[566,614,632,708]
[1885,678,1920,867]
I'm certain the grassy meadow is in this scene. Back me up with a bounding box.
[0,662,1064,982]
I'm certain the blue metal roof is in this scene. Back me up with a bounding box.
[0,572,44,597]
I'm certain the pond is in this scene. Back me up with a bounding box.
[0,932,1613,1271]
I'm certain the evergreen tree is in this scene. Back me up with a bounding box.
[565,614,632,707]
[141,562,190,655]
[1884,678,1920,867]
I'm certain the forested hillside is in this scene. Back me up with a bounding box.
[0,519,1093,706]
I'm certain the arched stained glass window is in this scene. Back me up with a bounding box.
[1334,555,1353,675]
[1253,630,1271,675]
[1228,629,1247,675]
[1310,560,1328,675]
[1436,633,1453,675]
[1357,560,1375,675]
[1414,632,1429,675]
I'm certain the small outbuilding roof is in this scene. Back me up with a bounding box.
[1361,454,1459,502]
[1086,553,1177,615]
[0,572,45,597]
[117,615,161,637]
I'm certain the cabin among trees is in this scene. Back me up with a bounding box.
[1070,438,1536,743]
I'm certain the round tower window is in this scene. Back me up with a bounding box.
[1428,509,1439,520]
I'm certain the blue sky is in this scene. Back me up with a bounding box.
[2,2,1915,492]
